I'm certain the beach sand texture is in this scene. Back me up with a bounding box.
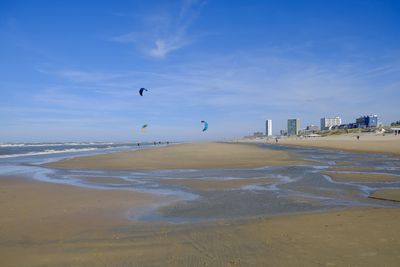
[49,142,306,170]
[369,189,400,202]
[1,177,400,267]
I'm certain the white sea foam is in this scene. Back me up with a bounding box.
[0,148,99,158]
[0,142,117,147]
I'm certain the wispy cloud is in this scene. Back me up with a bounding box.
[111,0,206,58]
[25,45,400,140]
[36,67,129,82]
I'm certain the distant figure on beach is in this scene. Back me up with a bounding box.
[357,135,360,140]
[275,138,278,143]
[154,141,156,146]
[167,141,169,144]
[137,143,140,147]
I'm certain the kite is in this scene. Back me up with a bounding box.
[201,121,208,132]
[139,88,148,96]
[141,124,148,133]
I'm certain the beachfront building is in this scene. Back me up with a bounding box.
[265,119,272,137]
[301,125,319,135]
[320,117,342,130]
[253,132,264,137]
[356,115,378,128]
[287,119,300,136]
[306,125,319,131]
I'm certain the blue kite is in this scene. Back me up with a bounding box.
[201,121,208,132]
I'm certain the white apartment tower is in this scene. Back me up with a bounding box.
[265,119,272,136]
[320,117,342,130]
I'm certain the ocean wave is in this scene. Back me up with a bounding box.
[0,147,100,158]
[0,142,117,147]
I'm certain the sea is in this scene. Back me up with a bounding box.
[0,142,151,158]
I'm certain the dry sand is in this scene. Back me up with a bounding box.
[49,142,306,170]
[323,171,400,182]
[272,133,400,155]
[1,177,400,266]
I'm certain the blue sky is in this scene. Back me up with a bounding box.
[1,0,399,142]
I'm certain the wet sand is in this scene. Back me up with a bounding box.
[323,171,400,182]
[0,176,161,240]
[370,189,400,202]
[1,177,400,266]
[272,134,400,155]
[49,142,306,170]
[160,177,278,191]
[327,166,377,172]
[78,176,135,184]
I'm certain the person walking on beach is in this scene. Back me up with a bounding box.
[275,138,278,143]
[357,135,360,140]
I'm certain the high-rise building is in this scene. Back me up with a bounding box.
[356,115,378,128]
[320,117,342,130]
[287,119,300,136]
[265,119,272,136]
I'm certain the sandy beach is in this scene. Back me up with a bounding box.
[1,176,400,267]
[271,133,400,155]
[49,142,306,170]
[2,142,400,266]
